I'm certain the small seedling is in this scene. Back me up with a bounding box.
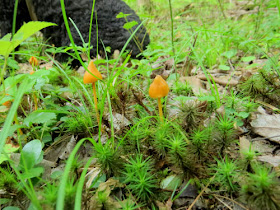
[0,169,18,193]
[241,164,280,210]
[123,154,157,202]
[215,115,236,154]
[151,122,173,157]
[240,144,259,172]
[42,182,58,207]
[190,127,212,160]
[93,142,122,176]
[166,134,189,172]
[179,101,205,131]
[212,156,239,193]
[64,178,77,208]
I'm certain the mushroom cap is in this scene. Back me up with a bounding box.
[29,56,38,66]
[83,60,103,84]
[149,75,169,99]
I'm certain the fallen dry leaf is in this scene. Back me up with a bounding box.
[197,74,238,86]
[103,112,130,133]
[180,76,207,95]
[258,155,280,167]
[250,112,280,144]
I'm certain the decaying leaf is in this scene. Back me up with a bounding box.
[89,178,124,210]
[86,167,101,189]
[156,197,172,210]
[250,112,280,144]
[180,76,207,95]
[258,155,280,167]
[44,134,74,162]
[103,112,130,133]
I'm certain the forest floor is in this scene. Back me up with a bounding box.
[1,0,280,209]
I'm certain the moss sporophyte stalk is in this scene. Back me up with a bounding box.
[149,75,169,122]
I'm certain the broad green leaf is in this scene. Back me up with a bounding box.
[245,63,259,69]
[7,57,19,70]
[24,112,56,127]
[51,170,63,179]
[123,21,138,30]
[242,56,256,62]
[20,140,43,169]
[0,21,56,56]
[21,167,44,179]
[116,12,131,18]
[91,174,106,189]
[0,143,19,164]
[1,74,27,96]
[160,175,182,191]
[0,41,12,56]
[1,33,12,41]
[221,50,237,59]
[0,198,11,205]
[219,65,230,71]
[237,112,250,119]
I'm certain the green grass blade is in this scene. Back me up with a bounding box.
[0,78,34,155]
[56,138,95,210]
[74,156,95,210]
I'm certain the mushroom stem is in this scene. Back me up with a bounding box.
[14,113,23,135]
[92,82,102,131]
[157,97,163,122]
[33,93,38,110]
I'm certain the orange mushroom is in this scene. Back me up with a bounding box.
[29,56,39,67]
[83,60,103,131]
[149,75,169,122]
[29,56,39,110]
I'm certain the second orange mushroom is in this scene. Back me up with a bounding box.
[83,60,103,131]
[149,75,169,122]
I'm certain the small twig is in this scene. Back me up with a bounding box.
[197,74,238,86]
[187,173,216,210]
[131,89,151,115]
[228,59,235,71]
[213,194,233,210]
[182,33,198,76]
[217,0,227,19]
[211,194,248,210]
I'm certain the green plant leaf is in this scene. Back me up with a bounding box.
[21,167,44,179]
[20,140,43,170]
[24,111,56,127]
[116,12,131,18]
[242,56,256,62]
[0,79,35,157]
[0,198,11,205]
[160,175,182,191]
[221,50,237,59]
[245,63,259,69]
[0,143,19,164]
[0,21,56,56]
[219,65,230,71]
[91,174,106,189]
[237,112,250,119]
[199,95,215,102]
[123,21,138,30]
